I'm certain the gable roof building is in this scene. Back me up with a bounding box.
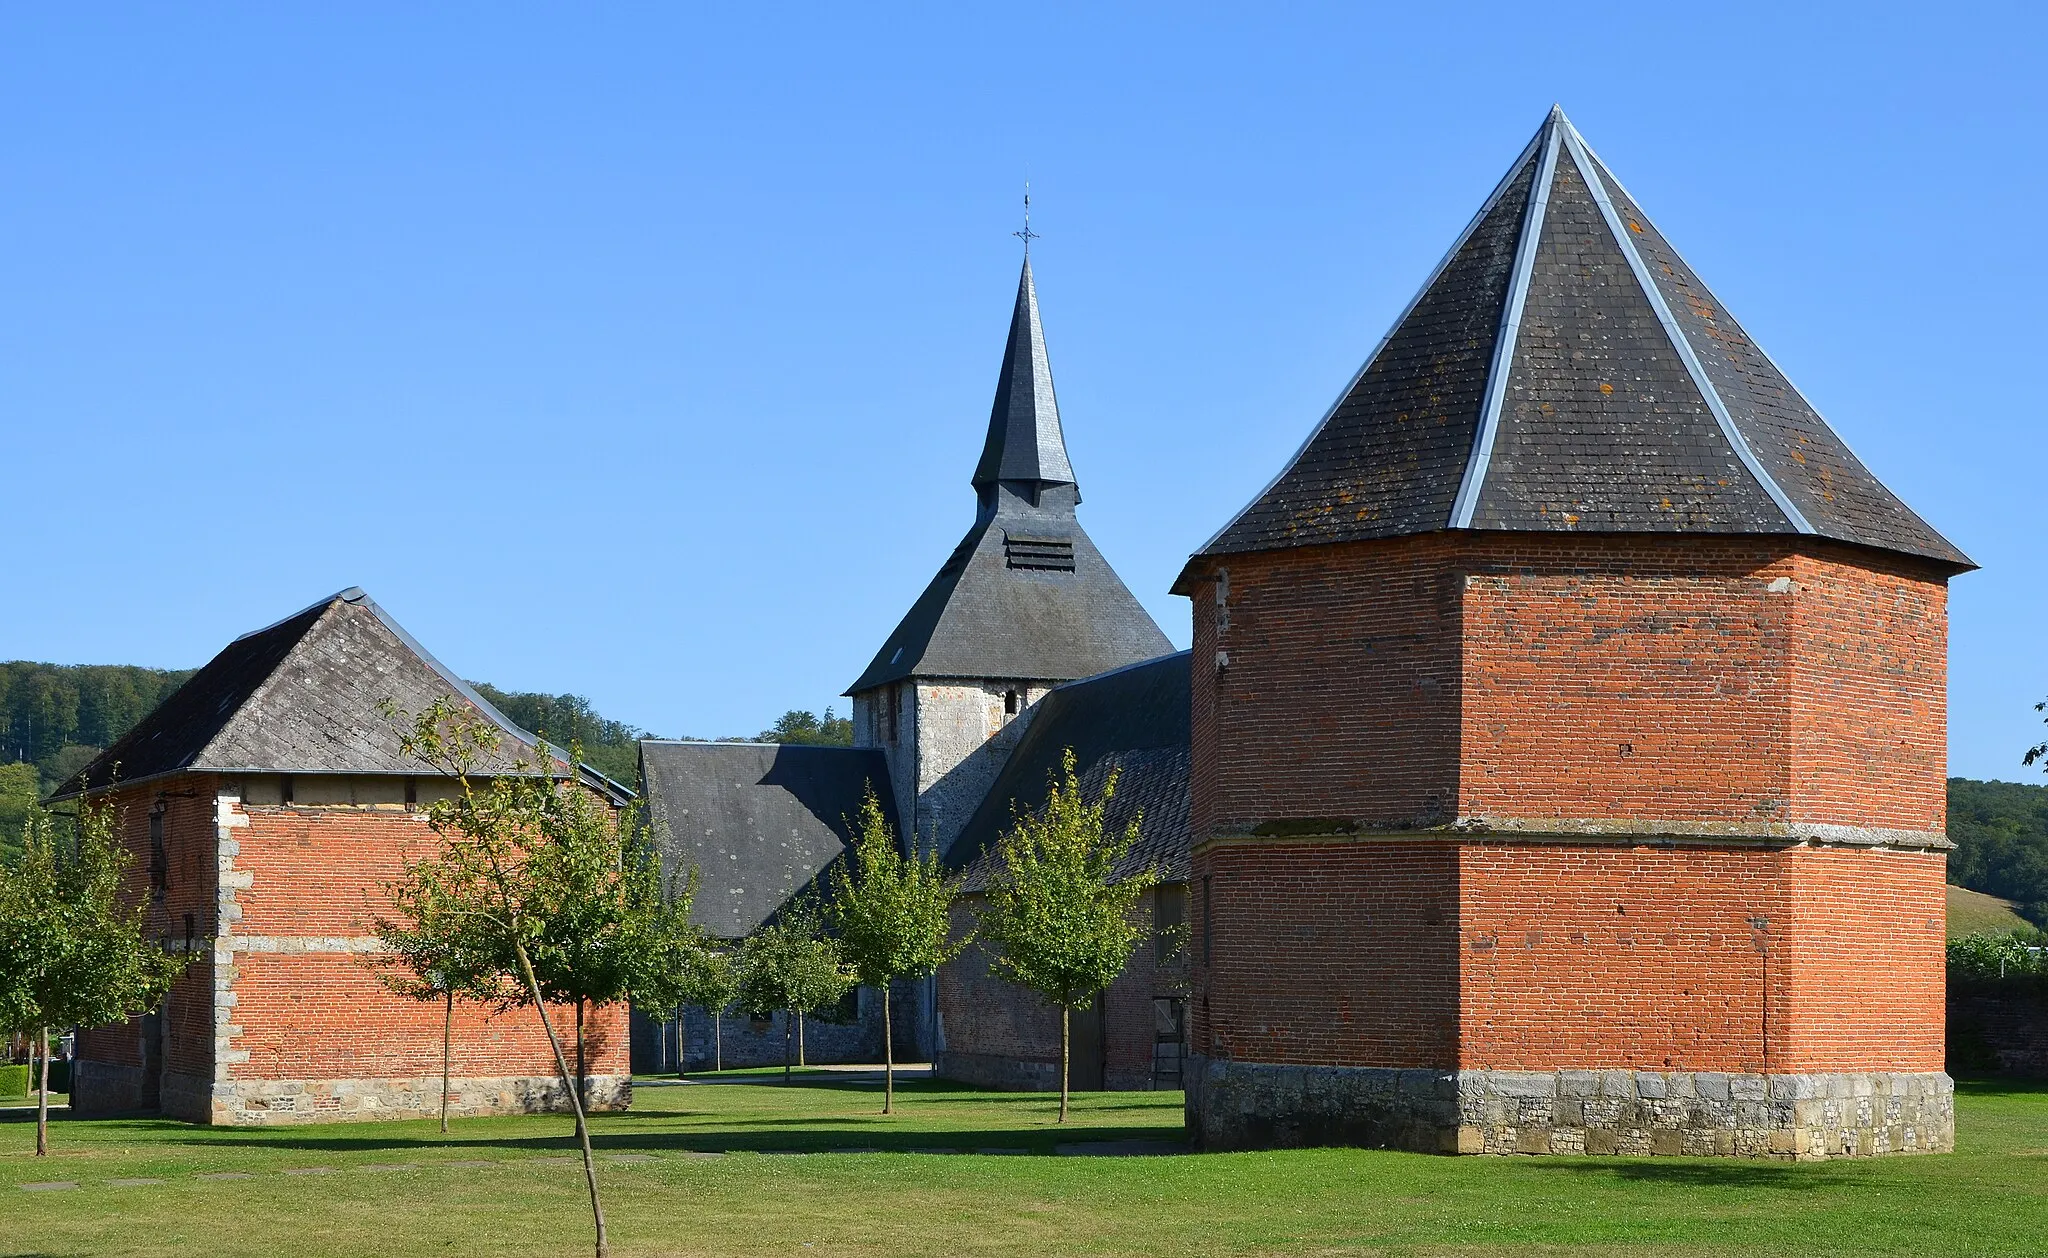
[1191,107,1970,576]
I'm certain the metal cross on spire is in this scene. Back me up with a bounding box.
[1012,183,1040,255]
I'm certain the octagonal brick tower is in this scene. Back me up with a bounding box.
[1173,109,1974,1159]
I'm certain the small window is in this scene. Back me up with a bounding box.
[404,776,418,806]
[1003,534,1076,571]
[280,774,296,805]
[148,811,169,899]
[1004,689,1019,717]
[886,688,900,741]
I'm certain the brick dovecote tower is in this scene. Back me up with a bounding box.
[1173,109,1973,1159]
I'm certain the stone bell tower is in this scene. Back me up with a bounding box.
[848,254,1172,1051]
[1175,108,1972,1159]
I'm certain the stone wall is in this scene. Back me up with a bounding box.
[936,886,1191,1092]
[1188,1058,1954,1159]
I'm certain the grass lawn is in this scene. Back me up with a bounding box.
[2,1075,2044,1256]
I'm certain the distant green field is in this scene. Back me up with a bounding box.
[3,1075,2045,1256]
[1948,884,2034,939]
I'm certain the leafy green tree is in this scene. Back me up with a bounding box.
[0,762,37,866]
[826,784,964,1112]
[371,877,509,1133]
[977,748,1158,1122]
[383,697,638,1258]
[469,684,657,789]
[736,897,854,1081]
[518,791,670,1110]
[759,708,854,746]
[636,936,737,1076]
[0,797,189,1155]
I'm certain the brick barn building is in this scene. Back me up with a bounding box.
[1174,109,1972,1158]
[54,588,633,1125]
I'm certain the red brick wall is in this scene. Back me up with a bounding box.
[1190,534,1950,836]
[1773,847,1947,1073]
[1185,532,1953,1077]
[229,794,625,1085]
[1193,841,1458,1068]
[74,780,220,1079]
[1787,551,1948,832]
[1457,541,1796,823]
[1456,843,1776,1072]
[1191,533,1465,841]
[77,773,628,1098]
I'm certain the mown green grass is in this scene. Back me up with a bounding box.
[2,1075,2044,1256]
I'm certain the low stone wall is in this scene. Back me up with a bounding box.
[208,1074,631,1125]
[1948,984,2048,1076]
[70,1060,149,1118]
[1186,1058,1954,1159]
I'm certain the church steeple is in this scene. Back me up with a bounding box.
[972,257,1078,509]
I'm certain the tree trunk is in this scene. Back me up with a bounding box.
[882,984,894,1115]
[1059,1005,1070,1124]
[675,1005,686,1080]
[440,989,454,1134]
[575,998,586,1110]
[34,1027,49,1157]
[713,1008,722,1072]
[798,1011,806,1067]
[783,1008,793,1083]
[513,941,607,1258]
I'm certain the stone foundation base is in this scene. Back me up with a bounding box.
[208,1073,631,1125]
[1186,1058,1954,1159]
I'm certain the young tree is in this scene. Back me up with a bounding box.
[519,791,667,1111]
[736,897,853,1082]
[371,880,507,1134]
[0,797,188,1155]
[825,784,965,1112]
[977,748,1158,1123]
[383,697,642,1258]
[618,866,728,1077]
[639,942,736,1076]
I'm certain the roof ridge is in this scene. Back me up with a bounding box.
[1194,121,1550,557]
[1556,122,1815,535]
[1449,116,1565,528]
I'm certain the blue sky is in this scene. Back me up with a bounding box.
[4,4,2043,780]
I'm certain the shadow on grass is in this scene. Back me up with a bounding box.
[1954,1076,2048,1100]
[174,1122,1185,1157]
[1526,1158,1855,1190]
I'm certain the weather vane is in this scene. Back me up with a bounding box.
[1013,183,1040,255]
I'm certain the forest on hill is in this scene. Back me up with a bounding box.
[0,659,850,859]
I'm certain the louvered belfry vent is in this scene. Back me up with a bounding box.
[1004,533,1076,571]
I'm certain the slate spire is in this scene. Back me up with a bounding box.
[972,257,1078,504]
[1192,107,1970,570]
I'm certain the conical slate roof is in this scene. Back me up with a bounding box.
[972,257,1078,496]
[1195,108,1970,570]
[51,589,621,799]
[849,257,1171,694]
